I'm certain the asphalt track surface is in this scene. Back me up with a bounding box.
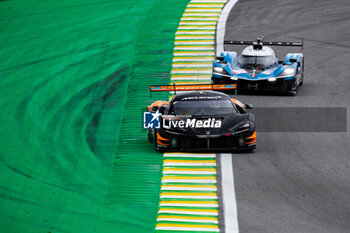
[224,0,350,232]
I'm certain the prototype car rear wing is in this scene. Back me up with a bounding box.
[224,40,303,47]
[224,38,303,51]
[150,83,237,96]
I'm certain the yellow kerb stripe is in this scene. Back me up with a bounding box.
[156,223,218,228]
[157,215,218,221]
[161,185,217,188]
[159,208,218,213]
[163,168,216,171]
[160,200,218,204]
[164,159,216,163]
[162,176,216,180]
[161,192,217,196]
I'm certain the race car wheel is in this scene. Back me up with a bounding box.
[287,79,298,96]
[299,59,304,86]
[299,75,303,86]
[153,132,164,152]
[147,129,153,143]
[211,77,225,84]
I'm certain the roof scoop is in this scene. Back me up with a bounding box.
[252,37,264,50]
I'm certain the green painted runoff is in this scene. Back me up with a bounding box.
[0,0,189,232]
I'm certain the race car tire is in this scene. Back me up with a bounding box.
[211,76,225,84]
[299,68,304,86]
[147,129,153,143]
[153,132,164,152]
[288,90,297,96]
[299,59,304,86]
[287,78,298,96]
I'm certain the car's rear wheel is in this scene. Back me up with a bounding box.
[299,59,304,86]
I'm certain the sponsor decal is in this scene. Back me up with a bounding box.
[163,117,222,129]
[143,110,222,129]
[143,110,161,129]
[181,96,222,101]
[232,69,247,74]
[261,70,273,75]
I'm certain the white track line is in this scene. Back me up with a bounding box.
[216,0,238,56]
[161,185,217,191]
[174,52,214,56]
[164,153,216,158]
[162,179,217,183]
[156,226,219,232]
[158,209,218,216]
[159,203,218,208]
[220,153,239,233]
[163,171,216,175]
[181,17,220,21]
[160,195,217,199]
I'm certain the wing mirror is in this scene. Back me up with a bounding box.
[151,105,159,111]
[245,103,253,109]
[278,60,284,64]
[159,105,167,114]
[216,56,224,61]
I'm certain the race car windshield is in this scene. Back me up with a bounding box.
[170,99,238,116]
[239,55,275,69]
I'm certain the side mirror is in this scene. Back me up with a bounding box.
[278,60,284,64]
[245,103,253,109]
[151,106,159,111]
[159,105,167,114]
[216,56,224,61]
[289,58,297,63]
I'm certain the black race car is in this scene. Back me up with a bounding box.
[146,84,256,152]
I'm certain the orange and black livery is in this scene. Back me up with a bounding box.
[146,83,256,152]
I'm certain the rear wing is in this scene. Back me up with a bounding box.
[224,38,303,51]
[150,83,237,96]
[224,40,303,47]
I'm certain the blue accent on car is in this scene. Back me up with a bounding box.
[212,52,303,81]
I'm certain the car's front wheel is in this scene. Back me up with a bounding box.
[287,78,298,96]
[147,129,153,143]
[153,132,164,152]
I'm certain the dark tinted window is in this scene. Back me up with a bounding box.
[239,55,276,69]
[170,99,238,115]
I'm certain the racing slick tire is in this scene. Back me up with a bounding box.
[211,76,226,84]
[147,129,153,143]
[299,59,304,86]
[287,78,298,96]
[153,132,164,153]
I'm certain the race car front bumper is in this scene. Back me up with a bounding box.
[235,78,296,93]
[212,73,296,93]
[156,132,256,152]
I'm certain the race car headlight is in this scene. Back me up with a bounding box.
[268,77,276,82]
[214,67,224,73]
[170,138,178,148]
[278,68,296,77]
[229,122,250,132]
[238,137,246,147]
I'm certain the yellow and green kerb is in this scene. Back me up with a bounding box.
[155,153,219,232]
[155,0,230,232]
[171,0,228,85]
